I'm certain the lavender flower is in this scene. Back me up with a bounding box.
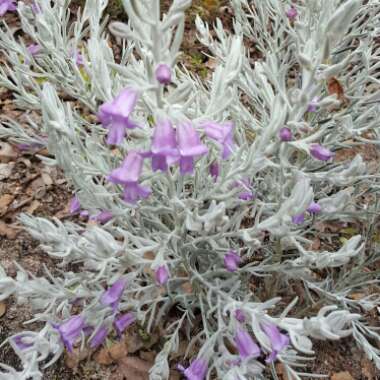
[177,122,208,175]
[307,96,319,113]
[292,213,305,224]
[12,335,33,350]
[224,250,241,272]
[155,63,172,85]
[279,127,292,142]
[100,278,127,311]
[114,313,136,335]
[286,5,297,21]
[55,315,85,352]
[209,161,220,180]
[151,119,179,171]
[107,151,151,204]
[155,265,169,285]
[27,43,41,57]
[89,326,108,349]
[234,309,246,323]
[98,88,139,145]
[234,328,261,359]
[202,121,235,159]
[69,196,81,214]
[261,323,290,363]
[178,359,208,380]
[0,0,17,16]
[310,144,334,161]
[31,1,41,13]
[90,210,113,224]
[307,202,321,214]
[235,179,254,201]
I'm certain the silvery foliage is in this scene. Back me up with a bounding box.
[0,0,379,379]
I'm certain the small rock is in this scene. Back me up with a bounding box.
[331,371,354,380]
[0,142,18,163]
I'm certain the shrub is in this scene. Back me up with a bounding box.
[0,0,379,379]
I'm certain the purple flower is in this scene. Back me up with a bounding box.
[100,278,127,311]
[307,202,321,214]
[107,151,151,204]
[0,0,17,16]
[202,121,235,159]
[286,6,297,21]
[235,179,254,201]
[27,43,41,56]
[309,144,334,161]
[55,315,85,352]
[69,195,81,214]
[74,51,84,66]
[279,127,292,142]
[13,335,33,350]
[234,309,246,323]
[234,328,261,359]
[261,323,289,363]
[177,122,208,175]
[151,119,179,171]
[98,88,139,145]
[178,359,208,380]
[307,96,319,113]
[114,313,136,335]
[209,161,220,180]
[90,210,113,224]
[89,325,108,349]
[155,63,172,85]
[224,250,241,272]
[292,213,305,225]
[155,265,169,285]
[31,1,41,13]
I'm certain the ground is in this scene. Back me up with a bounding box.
[0,1,379,379]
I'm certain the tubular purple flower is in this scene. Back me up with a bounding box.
[235,179,254,201]
[310,144,334,161]
[209,161,220,180]
[31,1,41,13]
[234,328,261,359]
[178,358,208,380]
[234,309,246,323]
[279,127,292,142]
[98,88,139,145]
[89,326,108,349]
[91,210,113,224]
[155,63,172,85]
[224,250,241,272]
[307,202,321,214]
[13,335,33,350]
[202,121,235,159]
[55,315,85,352]
[292,213,305,225]
[261,323,290,363]
[177,122,208,175]
[69,196,81,214]
[151,119,179,171]
[307,96,319,113]
[107,152,151,204]
[155,265,169,285]
[286,5,297,21]
[0,0,17,16]
[114,313,136,335]
[27,43,41,56]
[100,278,127,311]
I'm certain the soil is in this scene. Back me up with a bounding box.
[0,2,379,380]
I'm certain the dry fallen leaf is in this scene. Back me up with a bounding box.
[327,77,348,104]
[95,347,114,365]
[117,356,152,380]
[361,357,376,380]
[275,362,290,380]
[25,199,41,215]
[0,142,18,163]
[331,371,354,380]
[0,302,7,318]
[0,221,19,239]
[0,194,14,215]
[109,341,128,361]
[65,348,88,369]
